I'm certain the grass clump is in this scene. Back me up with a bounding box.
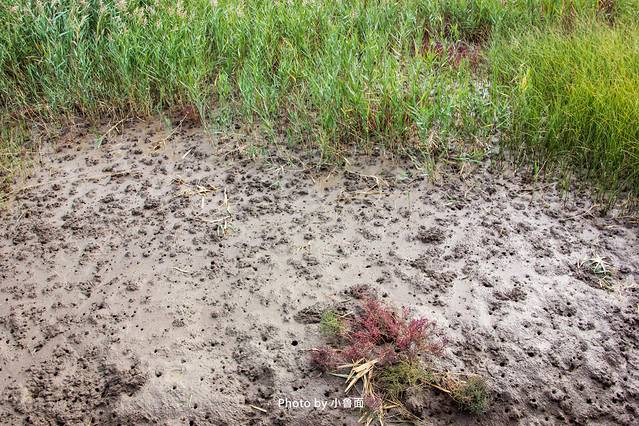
[319,310,347,338]
[446,374,490,414]
[376,360,434,401]
[311,297,489,423]
[491,21,639,195]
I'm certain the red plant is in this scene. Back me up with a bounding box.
[397,317,432,350]
[314,298,445,369]
[353,299,402,345]
[352,298,443,360]
[311,346,339,372]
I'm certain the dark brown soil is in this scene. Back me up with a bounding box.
[1,118,638,425]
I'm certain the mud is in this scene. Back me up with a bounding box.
[1,118,638,425]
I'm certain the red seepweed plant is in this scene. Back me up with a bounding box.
[312,297,444,369]
[312,296,488,424]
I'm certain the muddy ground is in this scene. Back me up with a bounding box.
[0,118,638,425]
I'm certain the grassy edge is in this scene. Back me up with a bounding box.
[0,0,638,203]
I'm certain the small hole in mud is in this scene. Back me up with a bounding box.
[291,340,298,346]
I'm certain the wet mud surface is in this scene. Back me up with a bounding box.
[1,119,638,425]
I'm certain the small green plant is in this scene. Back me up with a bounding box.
[582,255,614,277]
[376,360,433,401]
[577,254,618,289]
[319,310,347,338]
[245,144,268,160]
[446,375,490,414]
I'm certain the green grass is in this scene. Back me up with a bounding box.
[319,310,347,338]
[0,122,31,197]
[377,360,434,400]
[0,0,638,197]
[449,375,490,414]
[0,0,214,118]
[491,20,639,195]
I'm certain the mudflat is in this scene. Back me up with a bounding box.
[1,119,637,425]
